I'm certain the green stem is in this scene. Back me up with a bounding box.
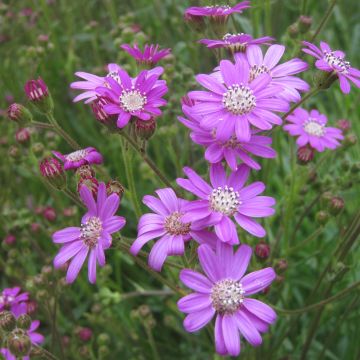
[121,290,174,300]
[288,227,323,254]
[33,345,59,360]
[62,188,84,208]
[30,121,54,130]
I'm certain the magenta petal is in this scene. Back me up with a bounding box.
[243,298,277,324]
[180,269,213,293]
[215,217,239,245]
[99,194,120,219]
[130,229,166,255]
[143,195,169,215]
[232,244,252,280]
[228,164,250,190]
[66,247,89,283]
[183,306,215,332]
[88,249,97,284]
[53,241,83,268]
[210,163,226,188]
[241,267,276,295]
[155,188,178,213]
[148,235,170,271]
[79,185,97,214]
[103,216,126,233]
[168,235,185,256]
[215,315,228,355]
[198,244,221,282]
[178,293,212,313]
[52,227,81,244]
[234,214,266,237]
[222,315,240,356]
[235,311,262,346]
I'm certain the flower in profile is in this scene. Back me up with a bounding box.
[179,105,276,171]
[52,183,126,283]
[302,41,360,94]
[0,287,28,317]
[52,147,103,170]
[176,163,275,243]
[24,77,48,102]
[121,43,171,66]
[178,242,277,356]
[185,2,250,23]
[200,33,274,54]
[95,68,167,128]
[191,56,289,142]
[245,44,309,102]
[130,188,218,271]
[284,108,343,152]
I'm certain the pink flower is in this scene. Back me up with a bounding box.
[302,41,360,94]
[0,287,29,317]
[178,242,276,357]
[53,147,103,170]
[176,163,275,243]
[130,188,218,271]
[52,183,126,284]
[284,108,343,152]
[121,43,171,65]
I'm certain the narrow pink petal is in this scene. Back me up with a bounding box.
[241,267,276,295]
[222,315,241,356]
[235,311,262,346]
[66,247,89,283]
[183,306,215,332]
[179,269,213,293]
[178,293,212,313]
[52,227,81,244]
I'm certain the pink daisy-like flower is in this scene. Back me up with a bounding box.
[178,242,277,357]
[121,43,171,66]
[176,163,275,243]
[0,287,29,317]
[179,105,276,171]
[1,320,45,360]
[53,147,103,170]
[190,56,289,142]
[200,33,274,53]
[95,68,168,128]
[245,44,309,102]
[52,183,126,284]
[302,41,360,94]
[284,108,343,152]
[185,2,250,23]
[130,188,218,271]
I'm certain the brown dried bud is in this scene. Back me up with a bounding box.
[0,311,16,332]
[7,329,32,357]
[135,117,156,140]
[106,180,125,198]
[16,314,32,330]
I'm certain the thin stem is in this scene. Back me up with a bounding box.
[62,188,84,208]
[288,227,323,254]
[121,290,174,300]
[33,345,59,360]
[30,121,54,130]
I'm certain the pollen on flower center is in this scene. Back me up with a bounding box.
[250,64,270,82]
[164,212,191,236]
[211,279,245,315]
[324,52,350,73]
[81,216,103,248]
[66,150,88,162]
[210,186,240,216]
[120,90,147,112]
[223,84,256,115]
[303,119,325,137]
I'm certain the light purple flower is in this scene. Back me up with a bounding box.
[0,287,28,317]
[130,188,218,271]
[52,182,126,284]
[179,105,276,171]
[176,163,275,243]
[95,68,168,128]
[302,41,360,94]
[190,56,289,142]
[245,44,309,102]
[178,242,277,357]
[52,147,103,170]
[200,33,274,53]
[121,43,171,66]
[1,320,45,360]
[284,108,343,152]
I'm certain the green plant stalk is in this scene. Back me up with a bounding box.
[33,345,59,360]
[144,322,161,360]
[288,227,323,255]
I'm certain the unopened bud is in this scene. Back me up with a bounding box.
[15,128,31,146]
[7,329,32,357]
[3,234,16,246]
[343,133,357,147]
[24,77,54,114]
[0,311,16,332]
[106,180,125,198]
[75,165,95,179]
[43,206,57,222]
[7,103,33,125]
[135,117,156,140]
[31,142,45,156]
[297,146,314,165]
[329,196,344,215]
[8,145,21,159]
[78,177,99,198]
[16,314,32,330]
[298,15,312,33]
[314,70,338,90]
[97,333,110,346]
[288,23,299,38]
[184,13,205,32]
[39,157,66,190]
[336,119,351,133]
[255,241,270,260]
[77,327,93,342]
[275,259,288,273]
[91,97,117,131]
[316,210,329,225]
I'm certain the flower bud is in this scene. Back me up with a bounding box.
[106,180,125,198]
[97,333,110,346]
[275,259,288,273]
[15,128,31,146]
[3,234,16,246]
[8,145,21,159]
[31,142,45,156]
[336,119,351,133]
[24,77,54,114]
[77,176,99,198]
[43,206,57,222]
[287,23,299,38]
[16,314,32,330]
[7,329,32,357]
[316,210,329,225]
[135,117,156,140]
[91,97,117,132]
[77,327,93,342]
[39,157,66,190]
[314,70,338,90]
[255,241,270,260]
[26,301,37,315]
[298,15,312,33]
[30,223,41,233]
[329,196,344,215]
[63,207,77,217]
[343,133,357,147]
[0,311,16,332]
[297,146,314,165]
[7,103,33,125]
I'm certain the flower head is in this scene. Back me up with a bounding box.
[39,157,66,190]
[24,77,48,102]
[245,44,309,102]
[121,44,171,66]
[176,163,275,244]
[200,33,274,54]
[178,242,276,356]
[0,288,28,317]
[52,147,103,170]
[95,68,167,128]
[7,104,32,125]
[179,105,276,171]
[190,56,289,142]
[302,41,360,94]
[284,108,343,152]
[52,183,126,283]
[130,188,217,271]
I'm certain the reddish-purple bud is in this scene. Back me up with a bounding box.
[106,180,125,198]
[7,103,32,125]
[15,128,31,145]
[135,117,156,140]
[336,119,351,133]
[255,241,270,260]
[24,77,53,113]
[78,176,99,198]
[3,234,16,246]
[30,223,41,233]
[39,157,66,190]
[297,146,314,165]
[298,15,312,33]
[329,196,345,215]
[275,259,288,273]
[43,206,57,222]
[75,165,95,179]
[77,327,93,342]
[26,300,37,315]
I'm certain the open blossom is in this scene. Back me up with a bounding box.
[53,147,103,170]
[130,188,218,271]
[95,68,168,128]
[179,105,276,171]
[52,183,126,284]
[176,163,275,243]
[121,43,171,66]
[0,287,28,317]
[178,242,277,357]
[284,108,343,152]
[302,41,360,94]
[200,33,274,54]
[245,44,309,102]
[190,56,289,143]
